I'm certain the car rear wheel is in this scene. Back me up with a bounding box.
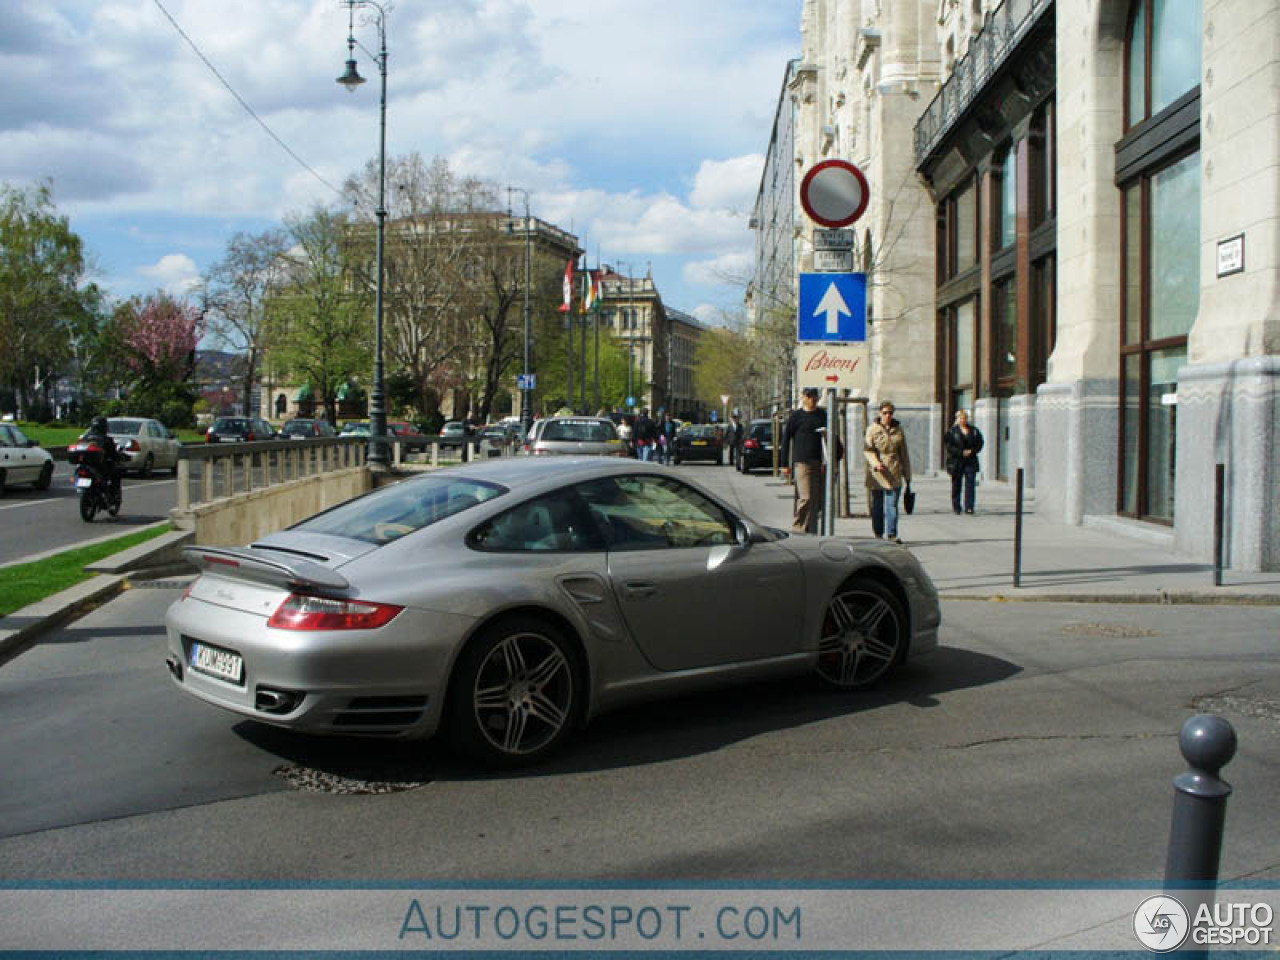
[35,462,53,491]
[447,617,581,766]
[0,468,6,497]
[140,452,154,477]
[815,578,907,690]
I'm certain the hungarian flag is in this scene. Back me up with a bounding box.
[581,269,597,314]
[559,259,574,313]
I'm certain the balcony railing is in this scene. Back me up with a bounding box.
[914,0,1052,167]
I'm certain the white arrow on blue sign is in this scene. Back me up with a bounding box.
[797,272,867,343]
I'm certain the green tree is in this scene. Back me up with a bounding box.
[267,206,371,425]
[0,181,99,419]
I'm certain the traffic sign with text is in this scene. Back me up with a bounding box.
[814,249,853,272]
[798,272,867,342]
[814,229,855,249]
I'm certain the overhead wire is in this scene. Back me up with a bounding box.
[150,0,353,202]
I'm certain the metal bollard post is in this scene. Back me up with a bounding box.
[1213,464,1225,587]
[1013,468,1024,588]
[1164,714,1236,887]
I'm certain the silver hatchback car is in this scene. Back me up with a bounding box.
[528,416,624,457]
[164,458,940,766]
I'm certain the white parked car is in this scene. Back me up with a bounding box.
[0,423,54,495]
[107,417,181,476]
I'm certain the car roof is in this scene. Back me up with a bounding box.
[429,455,663,491]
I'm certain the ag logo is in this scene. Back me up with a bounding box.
[1134,895,1190,952]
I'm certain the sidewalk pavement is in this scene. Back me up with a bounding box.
[724,467,1280,605]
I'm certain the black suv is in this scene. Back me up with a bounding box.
[737,419,777,474]
[206,417,277,443]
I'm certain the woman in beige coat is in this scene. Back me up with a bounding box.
[864,400,912,543]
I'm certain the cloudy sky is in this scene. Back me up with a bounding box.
[2,0,803,327]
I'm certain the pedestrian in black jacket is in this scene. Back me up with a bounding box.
[781,388,839,533]
[944,408,984,514]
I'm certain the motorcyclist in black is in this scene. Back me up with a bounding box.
[82,416,124,501]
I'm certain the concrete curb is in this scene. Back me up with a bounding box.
[0,531,197,666]
[938,592,1280,606]
[0,574,128,666]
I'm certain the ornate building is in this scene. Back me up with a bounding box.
[758,0,1278,570]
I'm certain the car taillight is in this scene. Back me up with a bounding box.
[123,439,141,452]
[246,432,256,441]
[745,438,761,449]
[206,430,214,442]
[267,594,403,631]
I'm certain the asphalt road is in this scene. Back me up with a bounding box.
[0,461,176,566]
[1,585,1276,885]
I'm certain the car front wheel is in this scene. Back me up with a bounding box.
[447,617,581,766]
[815,578,907,690]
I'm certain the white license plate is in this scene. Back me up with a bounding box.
[693,440,707,446]
[75,477,93,489]
[191,641,244,685]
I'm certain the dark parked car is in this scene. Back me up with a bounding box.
[205,417,277,443]
[738,418,777,474]
[387,421,430,453]
[673,424,724,465]
[281,418,337,439]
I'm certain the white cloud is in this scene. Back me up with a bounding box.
[692,304,732,327]
[684,251,754,288]
[138,254,201,295]
[690,155,765,213]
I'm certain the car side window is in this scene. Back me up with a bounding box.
[0,425,13,446]
[575,476,736,551]
[469,490,605,553]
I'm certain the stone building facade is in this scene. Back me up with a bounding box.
[761,0,1278,570]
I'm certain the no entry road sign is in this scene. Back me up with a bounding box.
[800,160,870,228]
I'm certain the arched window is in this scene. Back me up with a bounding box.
[1125,0,1202,129]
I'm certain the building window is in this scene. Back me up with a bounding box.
[1119,0,1201,525]
[955,179,977,274]
[999,146,1017,249]
[1032,99,1056,225]
[1126,0,1202,129]
[946,299,977,419]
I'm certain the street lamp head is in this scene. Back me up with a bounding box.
[337,58,366,91]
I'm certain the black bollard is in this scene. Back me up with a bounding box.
[1165,714,1237,886]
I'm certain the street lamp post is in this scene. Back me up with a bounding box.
[337,0,389,468]
[507,187,534,432]
[617,261,634,410]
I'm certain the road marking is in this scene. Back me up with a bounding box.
[0,477,175,513]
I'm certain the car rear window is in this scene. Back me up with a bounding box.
[283,422,311,435]
[108,420,142,435]
[541,421,616,443]
[213,419,247,431]
[750,423,773,440]
[291,475,507,545]
[686,426,716,438]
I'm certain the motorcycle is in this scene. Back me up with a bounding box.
[66,440,123,522]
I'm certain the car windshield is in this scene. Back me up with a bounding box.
[541,421,616,443]
[291,475,507,545]
[108,420,142,435]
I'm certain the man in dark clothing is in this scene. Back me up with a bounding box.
[82,416,124,501]
[633,408,658,462]
[781,388,833,534]
[725,412,744,466]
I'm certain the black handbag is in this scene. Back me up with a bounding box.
[903,484,916,515]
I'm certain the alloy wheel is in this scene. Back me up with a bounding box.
[471,630,575,758]
[816,585,903,689]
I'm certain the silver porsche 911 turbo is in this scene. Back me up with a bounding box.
[165,457,940,765]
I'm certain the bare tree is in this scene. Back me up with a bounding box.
[342,153,498,417]
[199,229,290,417]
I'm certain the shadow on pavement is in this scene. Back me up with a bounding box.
[232,645,1020,787]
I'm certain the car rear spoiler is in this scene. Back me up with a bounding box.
[182,546,350,592]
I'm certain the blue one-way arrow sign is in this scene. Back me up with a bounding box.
[798,272,867,343]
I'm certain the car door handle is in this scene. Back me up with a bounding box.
[621,580,657,600]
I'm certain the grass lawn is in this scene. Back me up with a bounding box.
[0,523,172,617]
[15,422,207,446]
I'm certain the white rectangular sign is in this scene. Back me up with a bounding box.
[1217,234,1245,277]
[813,249,853,272]
[813,228,855,249]
[795,342,869,393]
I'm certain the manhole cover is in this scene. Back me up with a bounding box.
[273,764,430,794]
[1061,622,1160,638]
[1191,694,1280,724]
